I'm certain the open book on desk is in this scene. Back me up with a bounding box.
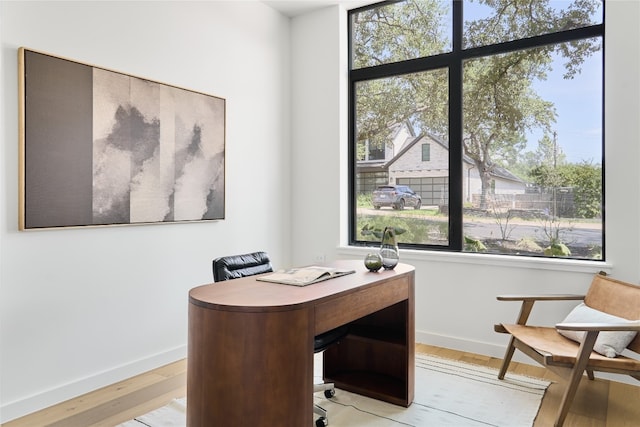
[256,266,356,286]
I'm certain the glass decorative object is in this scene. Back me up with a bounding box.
[364,252,383,272]
[379,226,399,269]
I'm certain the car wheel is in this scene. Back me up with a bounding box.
[373,205,380,210]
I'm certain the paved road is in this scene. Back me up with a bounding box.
[463,219,602,247]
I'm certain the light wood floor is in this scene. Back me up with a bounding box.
[3,344,639,426]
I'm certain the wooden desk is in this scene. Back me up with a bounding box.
[187,260,415,426]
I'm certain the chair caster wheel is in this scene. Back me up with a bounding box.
[324,388,335,398]
[315,417,328,427]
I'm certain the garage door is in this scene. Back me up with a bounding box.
[397,177,449,206]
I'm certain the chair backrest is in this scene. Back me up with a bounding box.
[212,251,273,282]
[584,273,640,353]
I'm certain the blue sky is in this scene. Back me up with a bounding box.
[529,50,603,164]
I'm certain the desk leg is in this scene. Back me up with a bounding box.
[187,304,314,426]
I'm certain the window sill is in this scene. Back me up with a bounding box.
[337,245,611,274]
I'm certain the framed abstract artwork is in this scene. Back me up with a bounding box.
[18,47,225,230]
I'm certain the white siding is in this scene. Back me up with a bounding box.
[389,136,448,182]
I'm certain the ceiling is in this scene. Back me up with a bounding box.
[263,1,374,17]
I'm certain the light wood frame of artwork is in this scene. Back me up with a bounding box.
[19,47,226,230]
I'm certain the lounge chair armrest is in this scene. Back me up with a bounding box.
[556,321,640,332]
[497,294,585,326]
[497,294,585,302]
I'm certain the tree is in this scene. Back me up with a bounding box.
[353,0,602,209]
[509,132,566,180]
[528,161,602,219]
[461,0,600,209]
[353,0,451,153]
[561,161,601,219]
[462,49,556,208]
[526,132,566,189]
[534,132,567,168]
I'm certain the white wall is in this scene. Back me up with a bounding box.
[290,5,348,264]
[0,1,292,422]
[289,0,640,372]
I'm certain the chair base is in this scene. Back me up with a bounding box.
[314,382,336,426]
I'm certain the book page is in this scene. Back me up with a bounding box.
[257,266,355,286]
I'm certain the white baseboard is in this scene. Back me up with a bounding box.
[416,330,638,386]
[1,345,187,424]
[416,330,510,359]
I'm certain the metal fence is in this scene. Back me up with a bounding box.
[472,189,576,218]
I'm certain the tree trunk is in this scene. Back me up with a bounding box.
[478,165,492,210]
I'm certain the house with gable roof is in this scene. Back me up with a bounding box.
[356,122,527,207]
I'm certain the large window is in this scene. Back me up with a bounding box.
[349,0,604,261]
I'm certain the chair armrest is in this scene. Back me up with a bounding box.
[556,321,640,332]
[497,294,585,326]
[497,294,585,302]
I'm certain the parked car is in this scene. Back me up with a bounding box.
[372,185,421,210]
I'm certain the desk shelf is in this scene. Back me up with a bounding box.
[323,370,408,407]
[347,324,407,347]
[323,301,413,407]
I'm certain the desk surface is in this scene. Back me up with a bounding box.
[189,259,415,311]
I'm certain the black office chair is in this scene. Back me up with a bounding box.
[212,251,348,427]
[212,250,274,281]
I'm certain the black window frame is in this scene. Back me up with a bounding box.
[348,0,605,256]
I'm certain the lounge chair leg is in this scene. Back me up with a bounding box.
[586,369,594,380]
[554,331,598,427]
[498,336,516,380]
[498,300,536,380]
[554,368,585,427]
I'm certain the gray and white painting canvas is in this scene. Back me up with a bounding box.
[93,70,225,225]
[21,49,225,229]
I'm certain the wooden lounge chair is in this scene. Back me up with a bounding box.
[494,272,640,427]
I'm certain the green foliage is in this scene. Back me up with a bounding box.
[357,193,373,208]
[528,164,560,188]
[528,161,602,218]
[358,215,446,245]
[516,238,543,253]
[536,133,567,168]
[543,242,572,257]
[588,246,602,260]
[464,236,487,252]
[361,223,406,240]
[561,161,602,218]
[352,1,452,142]
[352,1,450,69]
[465,0,602,79]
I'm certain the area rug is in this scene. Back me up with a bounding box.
[118,353,550,427]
